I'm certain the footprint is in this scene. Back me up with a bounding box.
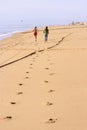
[4,116,12,120]
[32,57,36,61]
[26,72,29,74]
[45,67,49,70]
[25,77,29,79]
[30,67,33,69]
[44,80,49,83]
[30,63,33,65]
[10,102,16,105]
[48,90,55,93]
[46,118,57,124]
[19,83,23,86]
[49,63,54,65]
[32,60,35,62]
[17,92,23,95]
[49,73,55,76]
[46,102,53,106]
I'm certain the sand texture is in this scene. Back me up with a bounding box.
[0,25,87,130]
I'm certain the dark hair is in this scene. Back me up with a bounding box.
[46,26,48,29]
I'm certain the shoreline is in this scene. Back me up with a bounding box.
[0,24,87,41]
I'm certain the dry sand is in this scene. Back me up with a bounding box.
[0,25,87,130]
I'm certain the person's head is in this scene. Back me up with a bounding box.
[35,26,37,29]
[45,26,48,30]
[46,26,48,30]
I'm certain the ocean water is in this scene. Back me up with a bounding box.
[0,23,34,41]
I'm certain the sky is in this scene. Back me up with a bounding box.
[0,0,87,26]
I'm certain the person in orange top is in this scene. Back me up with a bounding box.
[33,26,38,41]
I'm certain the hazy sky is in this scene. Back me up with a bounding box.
[0,0,87,25]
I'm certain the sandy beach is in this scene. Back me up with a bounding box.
[0,25,87,130]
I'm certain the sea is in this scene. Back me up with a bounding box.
[0,23,35,41]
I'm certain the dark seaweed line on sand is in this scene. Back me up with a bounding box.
[48,33,72,49]
[0,52,36,68]
[0,33,72,68]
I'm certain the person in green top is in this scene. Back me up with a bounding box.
[43,26,49,41]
